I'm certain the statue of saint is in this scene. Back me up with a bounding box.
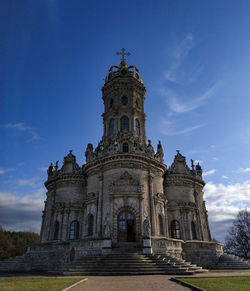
[143,216,151,238]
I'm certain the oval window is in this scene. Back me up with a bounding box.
[121,96,128,105]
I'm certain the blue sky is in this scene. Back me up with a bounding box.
[0,0,249,242]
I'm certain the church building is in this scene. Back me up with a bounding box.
[34,50,223,269]
[1,50,227,274]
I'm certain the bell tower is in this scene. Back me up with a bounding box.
[101,49,147,154]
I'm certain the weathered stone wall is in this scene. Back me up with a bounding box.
[151,237,183,259]
[182,240,223,268]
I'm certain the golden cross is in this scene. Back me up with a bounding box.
[116,48,131,61]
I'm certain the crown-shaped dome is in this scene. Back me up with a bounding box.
[105,60,143,84]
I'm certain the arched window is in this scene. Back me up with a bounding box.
[122,143,129,153]
[88,214,94,236]
[170,220,181,239]
[120,116,129,132]
[109,98,113,108]
[69,220,79,240]
[191,221,197,240]
[121,96,128,105]
[136,119,140,135]
[108,119,114,135]
[53,221,59,240]
[158,215,164,235]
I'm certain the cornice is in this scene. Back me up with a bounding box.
[45,174,86,189]
[164,174,205,187]
[102,78,146,95]
[84,153,167,174]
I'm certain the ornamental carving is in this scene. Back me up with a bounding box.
[167,200,197,208]
[109,171,142,194]
[86,192,98,204]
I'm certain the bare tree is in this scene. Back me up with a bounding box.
[224,209,250,259]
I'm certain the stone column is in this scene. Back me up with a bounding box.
[194,190,204,240]
[139,196,143,241]
[164,200,169,237]
[185,210,191,240]
[148,171,156,236]
[65,208,70,240]
[97,172,104,236]
[204,209,212,241]
[59,209,64,241]
[95,193,99,235]
[47,209,54,241]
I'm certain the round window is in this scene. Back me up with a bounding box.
[121,96,128,105]
[121,69,127,75]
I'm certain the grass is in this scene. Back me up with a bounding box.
[0,277,83,291]
[179,276,250,291]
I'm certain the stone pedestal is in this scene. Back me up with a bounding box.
[142,238,152,254]
[102,239,112,255]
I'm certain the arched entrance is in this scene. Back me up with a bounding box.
[118,211,136,242]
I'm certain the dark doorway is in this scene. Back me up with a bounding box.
[118,211,135,242]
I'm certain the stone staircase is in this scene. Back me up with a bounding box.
[210,254,250,270]
[147,254,207,275]
[0,255,29,273]
[50,248,207,276]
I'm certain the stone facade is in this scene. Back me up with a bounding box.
[27,58,223,270]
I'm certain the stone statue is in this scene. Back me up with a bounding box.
[103,217,111,238]
[196,162,202,176]
[55,161,59,172]
[143,216,151,238]
[47,163,53,176]
[146,140,154,158]
[191,159,194,171]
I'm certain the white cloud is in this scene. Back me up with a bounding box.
[204,180,250,242]
[239,168,250,173]
[162,83,219,113]
[4,177,42,188]
[0,166,16,175]
[1,122,40,142]
[160,118,205,136]
[0,189,46,232]
[17,177,41,188]
[222,175,228,179]
[188,148,210,154]
[164,33,195,83]
[194,160,203,164]
[203,169,216,176]
[213,157,219,161]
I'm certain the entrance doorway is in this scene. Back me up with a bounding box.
[118,211,136,242]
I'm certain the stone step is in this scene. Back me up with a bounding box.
[66,263,163,271]
[66,267,163,272]
[60,271,169,276]
[211,253,250,270]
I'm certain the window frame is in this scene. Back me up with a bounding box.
[108,119,114,135]
[53,221,59,240]
[191,221,197,240]
[88,214,94,236]
[136,119,140,135]
[122,143,129,153]
[170,220,181,239]
[158,215,164,236]
[69,220,79,240]
[120,116,129,132]
[121,96,128,105]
